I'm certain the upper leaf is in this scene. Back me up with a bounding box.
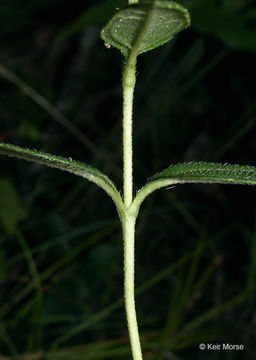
[101,1,190,57]
[150,162,256,185]
[0,143,124,217]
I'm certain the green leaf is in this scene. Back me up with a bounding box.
[101,0,190,57]
[150,162,256,185]
[0,178,27,234]
[132,162,256,214]
[0,143,124,217]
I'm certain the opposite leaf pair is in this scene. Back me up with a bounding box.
[0,142,255,221]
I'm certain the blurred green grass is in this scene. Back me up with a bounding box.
[0,0,256,359]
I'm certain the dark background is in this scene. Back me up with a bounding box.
[0,0,256,359]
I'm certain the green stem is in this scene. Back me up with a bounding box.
[122,48,143,358]
[122,0,155,206]
[122,59,136,207]
[121,3,158,354]
[129,0,138,4]
[123,214,143,360]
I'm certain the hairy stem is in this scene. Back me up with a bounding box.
[123,215,143,360]
[122,48,143,358]
[122,0,155,207]
[122,58,136,207]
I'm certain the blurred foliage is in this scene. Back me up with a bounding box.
[0,179,27,234]
[0,0,256,359]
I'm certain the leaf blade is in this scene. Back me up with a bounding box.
[0,142,124,217]
[150,162,256,186]
[132,162,256,215]
[101,0,190,56]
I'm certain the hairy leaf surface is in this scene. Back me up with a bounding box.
[150,162,256,185]
[101,0,190,56]
[0,143,124,215]
[132,162,256,214]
